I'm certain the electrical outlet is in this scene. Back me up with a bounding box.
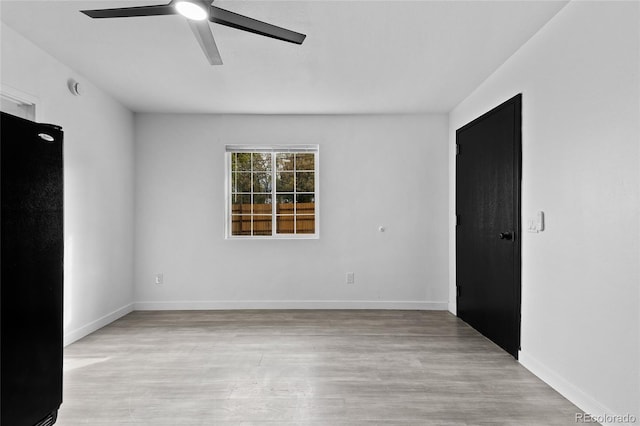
[155,273,163,285]
[346,272,355,284]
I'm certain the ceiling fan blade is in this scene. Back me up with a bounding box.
[210,6,306,45]
[188,20,223,65]
[81,3,176,19]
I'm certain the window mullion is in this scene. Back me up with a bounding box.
[272,152,276,236]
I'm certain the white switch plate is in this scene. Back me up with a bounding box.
[155,273,163,285]
[346,272,355,284]
[527,211,545,233]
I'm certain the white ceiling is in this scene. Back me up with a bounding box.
[0,0,568,114]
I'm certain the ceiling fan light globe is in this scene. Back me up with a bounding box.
[175,1,208,20]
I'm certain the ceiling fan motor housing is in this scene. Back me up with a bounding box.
[174,0,211,21]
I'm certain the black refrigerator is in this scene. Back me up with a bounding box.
[1,112,63,426]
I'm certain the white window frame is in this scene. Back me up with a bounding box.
[225,144,319,239]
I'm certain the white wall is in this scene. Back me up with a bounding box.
[448,1,639,421]
[1,23,136,345]
[134,114,449,309]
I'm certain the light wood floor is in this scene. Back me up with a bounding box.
[59,310,583,425]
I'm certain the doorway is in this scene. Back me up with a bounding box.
[455,94,522,358]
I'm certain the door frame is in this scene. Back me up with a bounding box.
[455,93,522,357]
[0,84,38,121]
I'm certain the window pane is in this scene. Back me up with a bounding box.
[296,172,314,192]
[232,194,251,215]
[233,172,251,193]
[276,193,294,204]
[276,215,294,234]
[296,215,315,234]
[276,172,294,192]
[253,172,272,193]
[276,194,294,214]
[252,153,272,171]
[296,153,314,171]
[253,194,272,215]
[253,215,272,236]
[231,215,251,235]
[296,194,315,215]
[276,153,294,171]
[235,153,251,171]
[296,194,315,203]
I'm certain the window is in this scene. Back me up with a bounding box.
[226,145,319,238]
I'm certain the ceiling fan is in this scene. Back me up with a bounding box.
[80,0,306,65]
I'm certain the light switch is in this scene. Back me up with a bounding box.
[527,211,545,233]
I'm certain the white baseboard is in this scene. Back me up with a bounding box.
[519,351,629,425]
[64,303,134,346]
[134,300,449,311]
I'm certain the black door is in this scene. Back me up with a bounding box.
[456,94,521,359]
[1,112,64,425]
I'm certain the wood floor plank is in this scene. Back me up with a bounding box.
[59,310,584,425]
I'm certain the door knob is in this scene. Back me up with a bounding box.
[499,232,513,240]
